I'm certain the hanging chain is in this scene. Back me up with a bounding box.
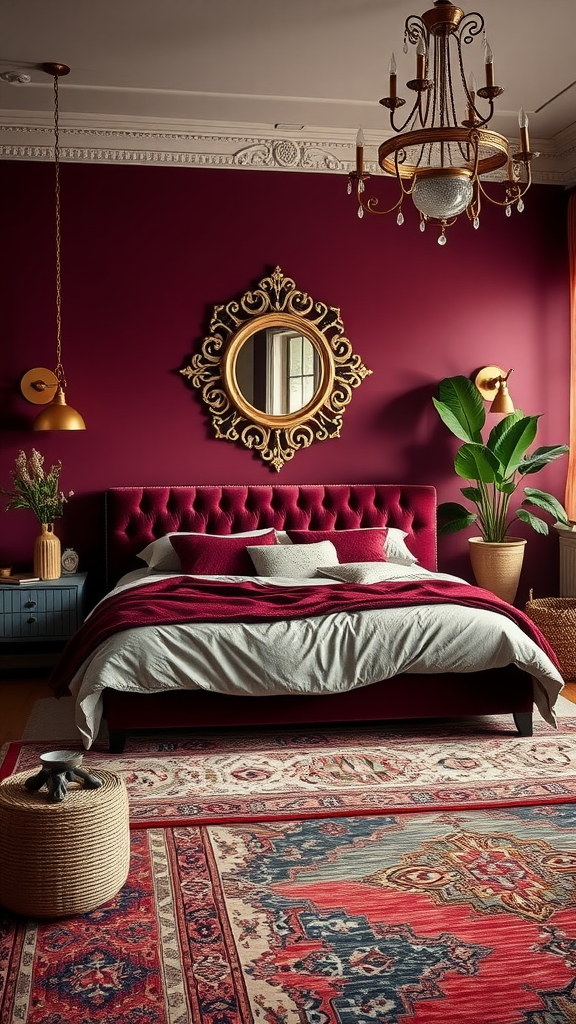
[53,72,66,388]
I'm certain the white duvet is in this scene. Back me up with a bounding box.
[66,563,564,748]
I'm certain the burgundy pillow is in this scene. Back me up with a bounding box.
[286,528,388,563]
[169,531,275,575]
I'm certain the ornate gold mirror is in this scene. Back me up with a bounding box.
[180,267,372,471]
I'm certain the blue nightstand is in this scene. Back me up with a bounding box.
[0,573,87,648]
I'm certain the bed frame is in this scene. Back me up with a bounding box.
[102,484,534,751]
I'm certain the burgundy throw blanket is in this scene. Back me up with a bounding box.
[49,576,559,697]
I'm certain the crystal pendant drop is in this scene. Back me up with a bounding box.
[506,204,512,217]
[358,206,364,219]
[347,180,352,195]
[473,216,480,229]
[438,233,447,246]
[397,211,404,226]
[359,179,365,194]
[517,199,525,213]
[420,220,426,232]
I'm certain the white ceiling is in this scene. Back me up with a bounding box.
[1,0,576,183]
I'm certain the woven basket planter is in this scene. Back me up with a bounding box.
[469,536,526,604]
[525,592,576,682]
[0,768,129,918]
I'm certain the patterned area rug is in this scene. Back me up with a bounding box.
[2,715,576,826]
[2,807,576,1023]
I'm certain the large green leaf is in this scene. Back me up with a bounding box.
[454,443,500,482]
[460,486,482,503]
[432,376,484,443]
[486,409,524,455]
[489,415,539,478]
[516,507,549,534]
[437,502,478,535]
[522,487,570,525]
[517,445,570,476]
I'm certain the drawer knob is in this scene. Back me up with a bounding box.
[27,616,36,624]
[24,600,37,609]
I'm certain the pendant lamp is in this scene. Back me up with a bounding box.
[20,62,86,430]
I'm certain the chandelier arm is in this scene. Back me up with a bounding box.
[390,93,423,135]
[445,36,472,165]
[404,14,427,48]
[458,11,485,47]
[476,178,528,208]
[357,186,405,217]
[455,29,493,130]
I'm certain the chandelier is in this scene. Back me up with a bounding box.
[348,0,537,244]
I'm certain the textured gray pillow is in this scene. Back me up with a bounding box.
[317,562,403,584]
[247,540,338,577]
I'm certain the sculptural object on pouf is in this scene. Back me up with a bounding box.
[24,750,102,802]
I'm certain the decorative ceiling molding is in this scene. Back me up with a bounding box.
[0,116,573,186]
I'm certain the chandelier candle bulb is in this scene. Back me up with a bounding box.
[416,37,426,79]
[519,108,530,153]
[484,40,494,87]
[389,53,397,100]
[355,128,364,175]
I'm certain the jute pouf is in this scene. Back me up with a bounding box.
[0,768,130,918]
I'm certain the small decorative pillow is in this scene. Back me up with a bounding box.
[385,528,418,565]
[169,531,275,576]
[247,540,339,577]
[317,562,412,584]
[286,528,388,563]
[138,529,275,572]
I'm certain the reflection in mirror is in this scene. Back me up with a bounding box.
[235,328,321,415]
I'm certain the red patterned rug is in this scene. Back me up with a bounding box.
[3,716,576,826]
[2,805,576,1023]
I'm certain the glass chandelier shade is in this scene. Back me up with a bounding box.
[348,0,537,243]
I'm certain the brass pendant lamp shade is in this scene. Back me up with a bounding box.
[20,62,86,431]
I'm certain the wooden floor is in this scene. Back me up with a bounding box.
[2,671,576,748]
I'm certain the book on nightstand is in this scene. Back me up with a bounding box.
[0,574,41,585]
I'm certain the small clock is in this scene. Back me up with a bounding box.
[61,548,80,575]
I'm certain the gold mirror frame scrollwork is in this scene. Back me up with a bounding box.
[180,266,372,471]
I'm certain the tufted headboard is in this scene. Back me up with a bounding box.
[105,484,437,587]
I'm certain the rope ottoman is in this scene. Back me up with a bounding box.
[0,768,130,918]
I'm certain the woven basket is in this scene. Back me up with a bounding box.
[525,591,576,682]
[0,768,130,918]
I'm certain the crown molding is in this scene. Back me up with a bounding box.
[0,113,573,186]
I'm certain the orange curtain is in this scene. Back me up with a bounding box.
[567,192,576,519]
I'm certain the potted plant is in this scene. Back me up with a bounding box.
[433,375,570,602]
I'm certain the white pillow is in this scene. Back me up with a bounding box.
[385,528,418,565]
[247,540,338,578]
[275,526,417,564]
[138,529,275,572]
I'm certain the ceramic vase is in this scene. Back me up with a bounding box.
[468,536,526,605]
[34,523,61,580]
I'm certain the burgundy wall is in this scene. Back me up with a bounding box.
[0,160,570,602]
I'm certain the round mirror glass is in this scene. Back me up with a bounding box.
[234,326,322,416]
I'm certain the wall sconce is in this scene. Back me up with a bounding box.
[20,62,85,431]
[474,365,515,414]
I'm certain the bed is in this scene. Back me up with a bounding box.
[51,484,564,751]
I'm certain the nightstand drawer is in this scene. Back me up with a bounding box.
[0,575,87,644]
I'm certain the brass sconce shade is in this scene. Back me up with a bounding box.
[475,365,515,414]
[20,62,85,431]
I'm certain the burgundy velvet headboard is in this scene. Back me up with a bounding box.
[105,484,437,587]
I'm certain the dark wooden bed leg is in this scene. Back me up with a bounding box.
[513,711,533,737]
[108,729,127,754]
